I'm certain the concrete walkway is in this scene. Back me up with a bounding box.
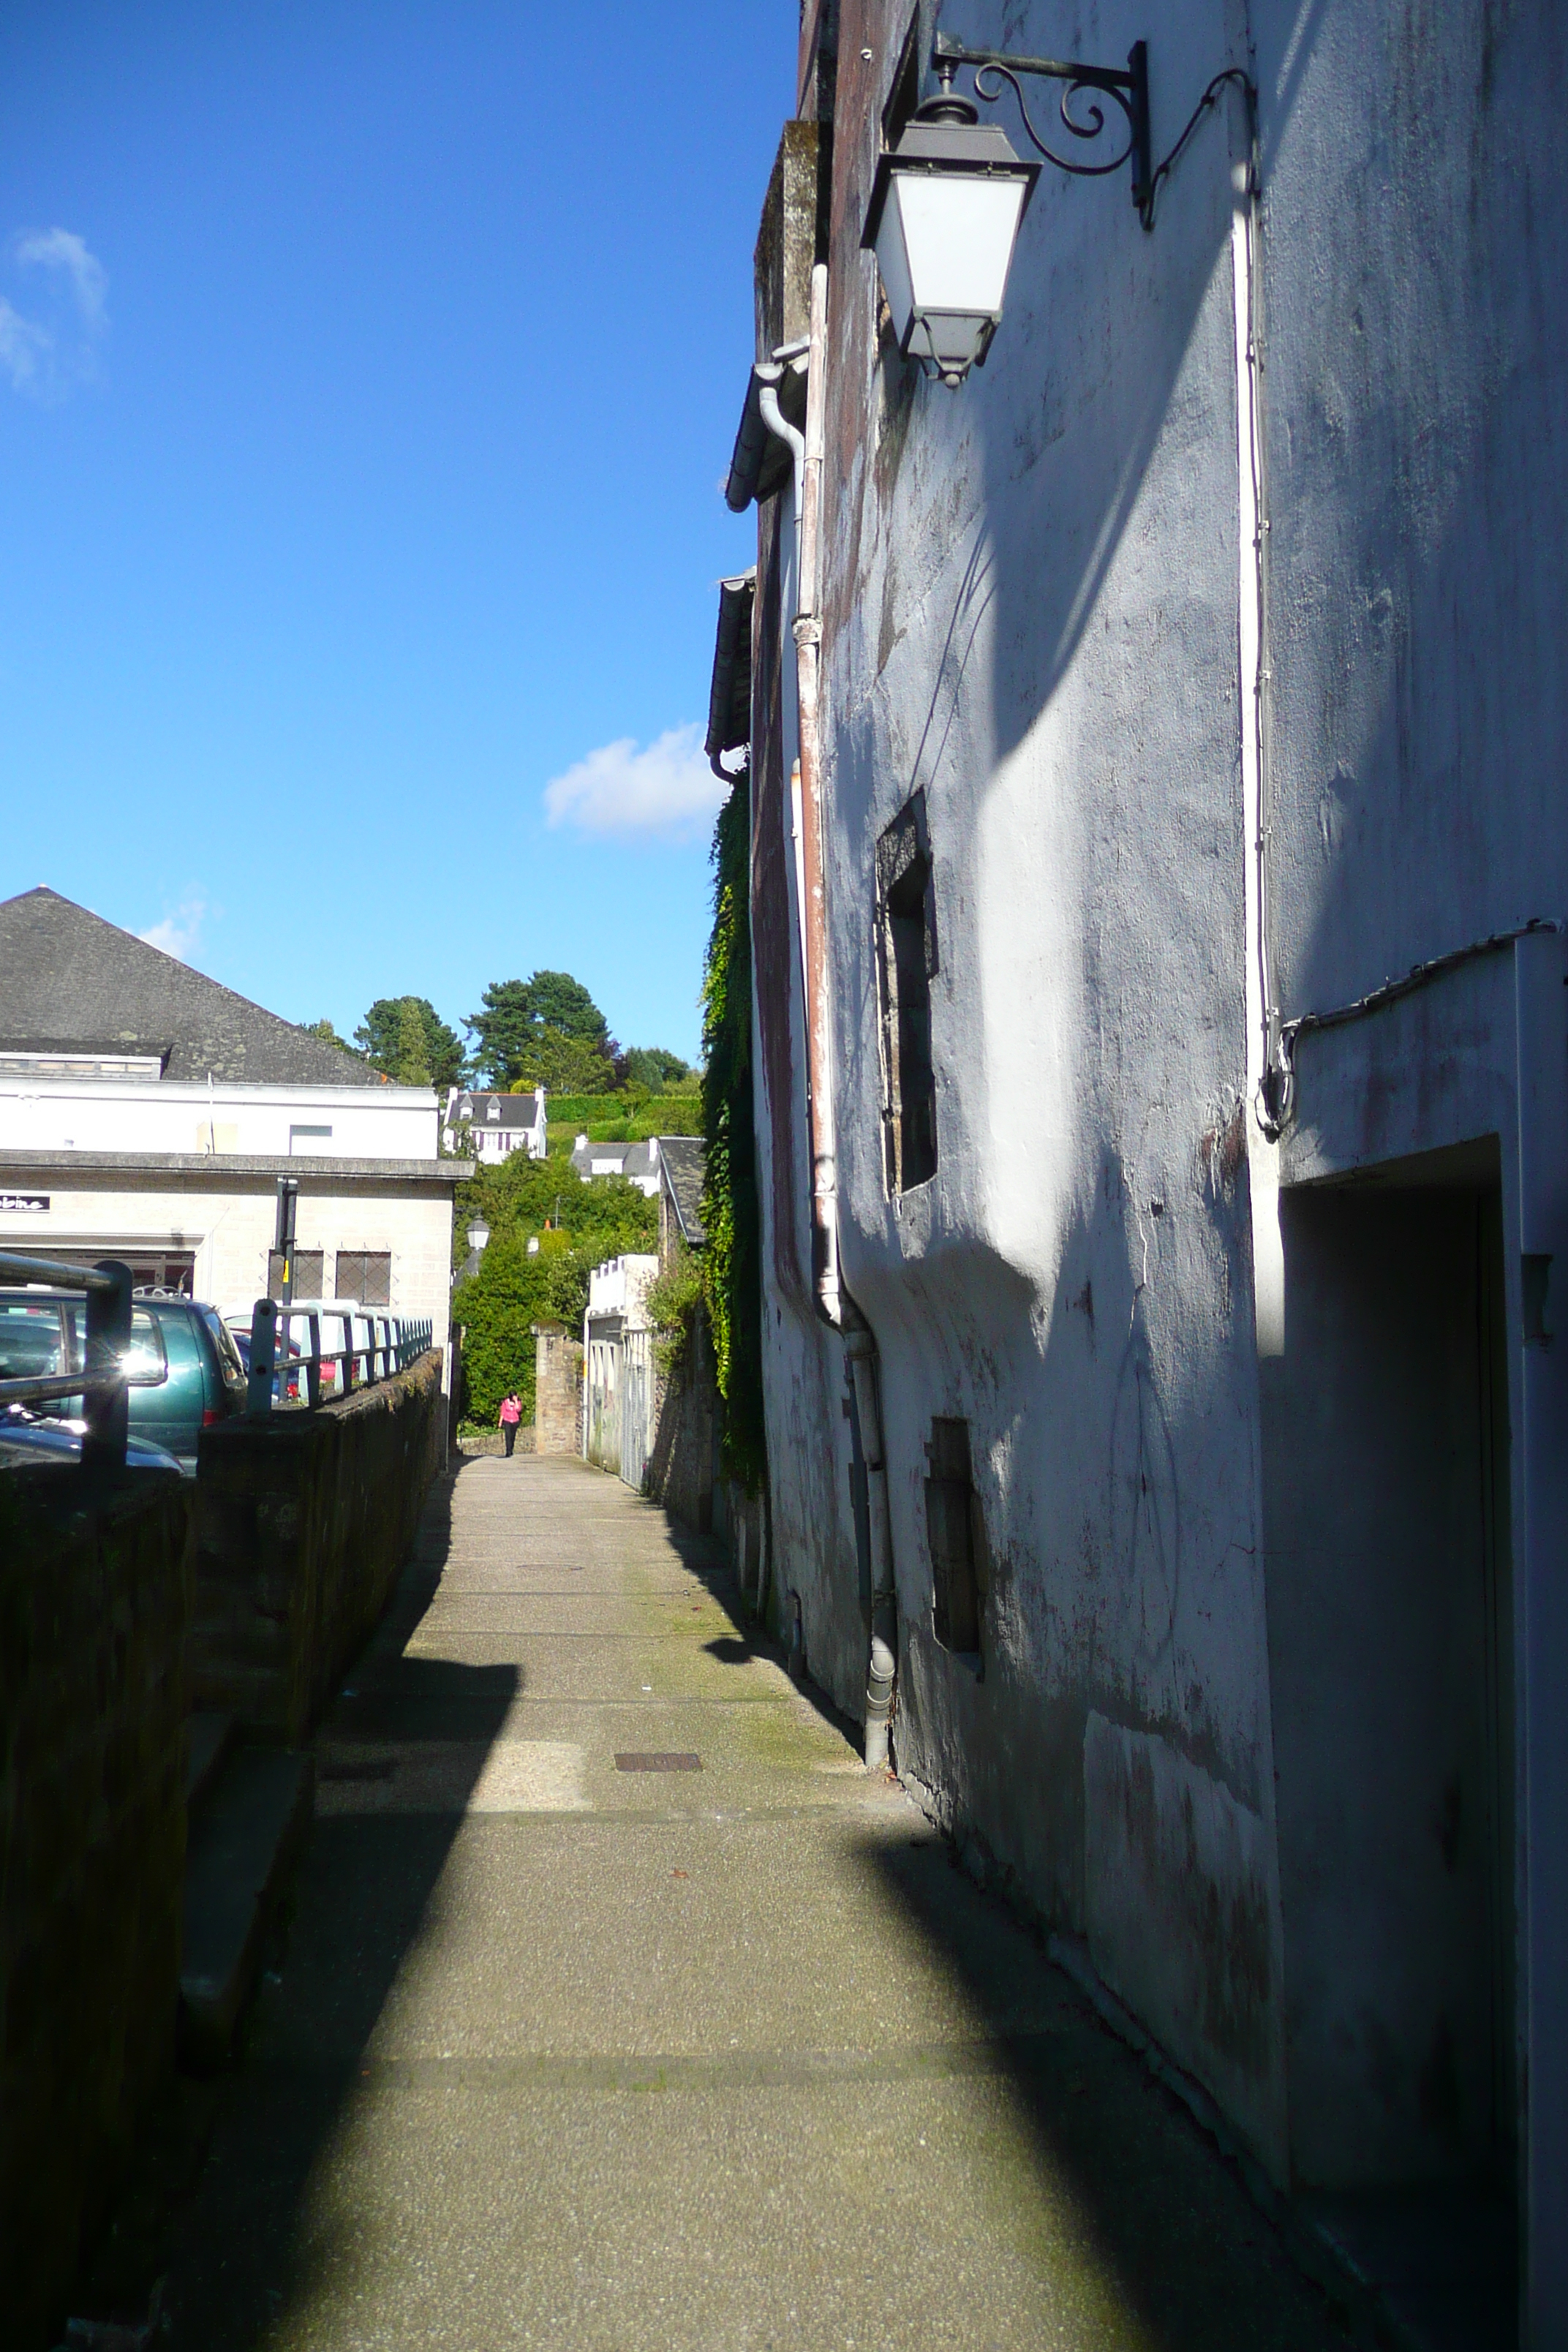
[167,1455,1351,2350]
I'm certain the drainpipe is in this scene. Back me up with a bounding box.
[758,261,900,1771]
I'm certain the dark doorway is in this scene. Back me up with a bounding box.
[1262,1153,1515,2340]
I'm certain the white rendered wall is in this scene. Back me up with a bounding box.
[761,0,1568,2239]
[0,1174,456,1350]
[0,1076,438,1159]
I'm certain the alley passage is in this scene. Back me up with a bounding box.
[166,1457,1350,2351]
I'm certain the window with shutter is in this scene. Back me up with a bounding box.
[334,1251,392,1305]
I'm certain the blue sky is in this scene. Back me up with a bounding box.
[0,3,791,1066]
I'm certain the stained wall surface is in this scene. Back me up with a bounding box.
[741,0,1567,2274]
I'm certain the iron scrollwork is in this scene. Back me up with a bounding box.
[970,58,1139,181]
[933,34,1151,219]
[934,34,1256,231]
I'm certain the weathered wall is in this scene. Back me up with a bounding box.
[192,1350,445,1741]
[750,0,1568,2201]
[534,1324,584,1457]
[647,1323,717,1531]
[802,0,1286,2168]
[0,1465,193,2349]
[745,0,1567,2304]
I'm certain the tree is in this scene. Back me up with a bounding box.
[510,1028,615,1095]
[304,1017,355,1052]
[466,970,615,1090]
[622,1046,695,1092]
[521,970,610,1047]
[355,997,466,1089]
[451,1147,657,1425]
[464,980,532,1088]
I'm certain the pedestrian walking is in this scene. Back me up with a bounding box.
[499,1390,522,1458]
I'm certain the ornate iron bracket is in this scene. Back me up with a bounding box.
[933,32,1255,231]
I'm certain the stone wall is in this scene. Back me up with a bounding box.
[647,1321,718,1532]
[0,1464,194,2349]
[533,1323,583,1456]
[192,1349,445,1741]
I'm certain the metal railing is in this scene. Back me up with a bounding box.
[246,1300,434,1417]
[0,1252,166,1473]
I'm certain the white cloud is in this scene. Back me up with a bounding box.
[1,227,107,400]
[15,227,108,331]
[138,893,208,964]
[543,723,725,840]
[0,297,50,392]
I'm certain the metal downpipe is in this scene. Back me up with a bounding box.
[758,263,900,1768]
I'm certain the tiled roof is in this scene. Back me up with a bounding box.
[0,888,380,1087]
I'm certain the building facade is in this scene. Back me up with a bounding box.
[0,889,469,1359]
[728,2,1568,2336]
[443,1088,548,1161]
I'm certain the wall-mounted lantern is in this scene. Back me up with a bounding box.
[862,78,1040,388]
[864,34,1252,388]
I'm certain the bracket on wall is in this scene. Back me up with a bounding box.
[933,31,1254,231]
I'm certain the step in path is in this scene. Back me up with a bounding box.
[163,1455,1353,2351]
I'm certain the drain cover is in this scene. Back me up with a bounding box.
[614,1752,702,1773]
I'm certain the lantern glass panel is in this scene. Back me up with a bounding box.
[895,170,1028,315]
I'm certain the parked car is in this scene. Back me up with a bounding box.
[0,1409,184,1474]
[226,1301,361,1399]
[0,1289,246,1475]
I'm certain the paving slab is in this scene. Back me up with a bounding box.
[163,1453,1354,2351]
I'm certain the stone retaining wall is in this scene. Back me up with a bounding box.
[0,1464,193,2349]
[192,1349,445,1741]
[533,1323,584,1456]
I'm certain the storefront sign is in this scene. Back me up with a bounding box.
[0,1193,49,1213]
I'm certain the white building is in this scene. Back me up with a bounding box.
[0,888,471,1361]
[569,1132,672,1196]
[443,1087,548,1162]
[725,7,1568,2338]
[582,1253,658,1484]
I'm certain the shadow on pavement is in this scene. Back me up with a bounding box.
[157,1472,521,2352]
[850,1827,1360,2352]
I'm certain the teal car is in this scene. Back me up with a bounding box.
[0,1289,247,1475]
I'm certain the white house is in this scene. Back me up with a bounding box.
[443,1087,548,1162]
[568,1132,668,1196]
[0,888,471,1364]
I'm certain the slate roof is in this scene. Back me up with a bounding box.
[0,888,380,1086]
[447,1090,544,1128]
[657,1137,707,1247]
[570,1135,653,1181]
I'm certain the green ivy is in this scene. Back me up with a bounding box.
[700,769,766,1490]
[644,1245,705,1374]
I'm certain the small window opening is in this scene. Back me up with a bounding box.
[925,1417,982,1656]
[877,791,938,1191]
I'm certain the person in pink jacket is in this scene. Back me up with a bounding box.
[498,1390,522,1458]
